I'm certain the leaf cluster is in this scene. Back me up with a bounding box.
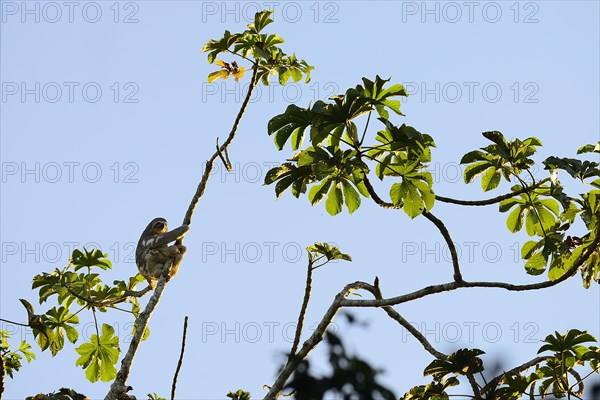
[265,76,436,218]
[402,330,599,399]
[202,10,313,85]
[9,248,147,384]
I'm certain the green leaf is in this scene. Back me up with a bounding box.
[247,10,274,34]
[268,104,313,150]
[424,348,485,379]
[401,180,425,219]
[525,207,555,236]
[411,178,435,211]
[307,243,352,263]
[325,182,343,216]
[521,240,542,259]
[341,180,361,214]
[308,178,332,205]
[522,137,543,146]
[18,341,36,363]
[548,261,568,281]
[202,30,241,64]
[464,161,491,184]
[64,325,79,344]
[45,306,80,351]
[361,76,408,117]
[525,252,547,275]
[460,150,486,164]
[536,206,557,232]
[577,142,600,154]
[274,175,295,198]
[264,163,293,185]
[499,197,520,213]
[482,131,508,148]
[389,183,403,206]
[71,248,112,271]
[227,389,252,400]
[75,324,120,383]
[540,198,560,216]
[19,299,35,322]
[543,156,600,182]
[481,167,501,191]
[506,207,525,233]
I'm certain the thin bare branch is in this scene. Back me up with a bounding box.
[171,316,189,400]
[289,261,314,360]
[264,225,598,399]
[435,178,549,206]
[265,280,449,399]
[0,318,29,328]
[369,280,446,360]
[180,64,259,230]
[570,366,599,394]
[343,232,599,309]
[341,281,460,308]
[106,63,260,400]
[264,282,361,399]
[423,211,463,282]
[216,137,232,172]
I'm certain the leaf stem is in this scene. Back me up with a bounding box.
[91,307,101,346]
[359,110,372,147]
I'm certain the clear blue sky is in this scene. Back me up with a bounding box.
[1,1,599,398]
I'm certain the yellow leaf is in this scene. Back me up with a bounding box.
[215,60,227,67]
[208,70,229,83]
[233,67,245,82]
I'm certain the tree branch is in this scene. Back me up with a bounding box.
[264,282,361,399]
[481,356,549,395]
[180,64,259,230]
[422,211,463,282]
[434,178,549,206]
[106,63,260,400]
[361,175,400,209]
[263,226,598,399]
[369,279,446,360]
[342,232,598,308]
[289,261,314,360]
[0,353,4,400]
[64,283,151,308]
[171,316,189,400]
[105,272,169,399]
[123,286,153,299]
[265,280,450,399]
[0,318,29,328]
[466,374,482,399]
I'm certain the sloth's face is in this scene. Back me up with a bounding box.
[151,219,168,235]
